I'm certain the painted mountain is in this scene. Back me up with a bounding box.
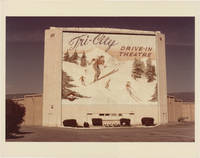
[62,48,157,105]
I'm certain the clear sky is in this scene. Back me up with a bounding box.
[6,17,194,94]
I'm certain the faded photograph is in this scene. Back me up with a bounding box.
[6,17,194,142]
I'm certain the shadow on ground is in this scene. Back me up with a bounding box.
[6,122,194,142]
[6,131,33,140]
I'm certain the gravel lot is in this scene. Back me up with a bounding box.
[6,122,194,142]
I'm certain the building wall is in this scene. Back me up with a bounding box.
[62,104,159,126]
[11,94,194,126]
[155,33,168,124]
[167,96,194,122]
[43,27,168,127]
[43,28,62,127]
[23,94,43,126]
[13,94,43,126]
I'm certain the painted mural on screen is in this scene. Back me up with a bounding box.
[62,32,157,105]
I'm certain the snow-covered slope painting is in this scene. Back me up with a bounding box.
[62,32,157,105]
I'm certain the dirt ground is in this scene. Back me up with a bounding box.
[6,122,194,142]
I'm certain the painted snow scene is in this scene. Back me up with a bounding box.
[62,32,158,105]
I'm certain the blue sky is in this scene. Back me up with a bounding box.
[6,17,194,94]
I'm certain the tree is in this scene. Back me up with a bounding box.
[64,51,70,61]
[150,83,158,102]
[131,58,145,80]
[80,52,87,67]
[62,71,76,97]
[62,71,89,101]
[69,51,78,64]
[145,58,156,82]
[6,99,25,138]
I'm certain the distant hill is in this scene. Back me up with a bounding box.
[168,92,194,102]
[6,93,37,99]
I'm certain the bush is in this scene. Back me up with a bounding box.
[178,117,188,122]
[141,117,154,126]
[120,118,131,126]
[6,99,25,137]
[84,122,89,128]
[92,118,103,126]
[63,119,77,127]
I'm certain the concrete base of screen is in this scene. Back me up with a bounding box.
[61,104,160,126]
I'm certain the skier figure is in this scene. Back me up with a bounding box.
[80,75,86,86]
[93,56,105,82]
[126,81,132,94]
[126,81,141,102]
[105,79,111,90]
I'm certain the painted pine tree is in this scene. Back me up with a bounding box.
[80,52,87,67]
[62,71,90,101]
[150,83,158,102]
[62,71,76,98]
[64,51,70,61]
[131,58,145,80]
[69,51,78,64]
[145,58,156,82]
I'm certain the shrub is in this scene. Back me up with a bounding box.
[63,119,77,127]
[178,117,188,122]
[92,118,103,126]
[120,118,131,126]
[6,99,25,137]
[84,122,89,128]
[141,117,154,126]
